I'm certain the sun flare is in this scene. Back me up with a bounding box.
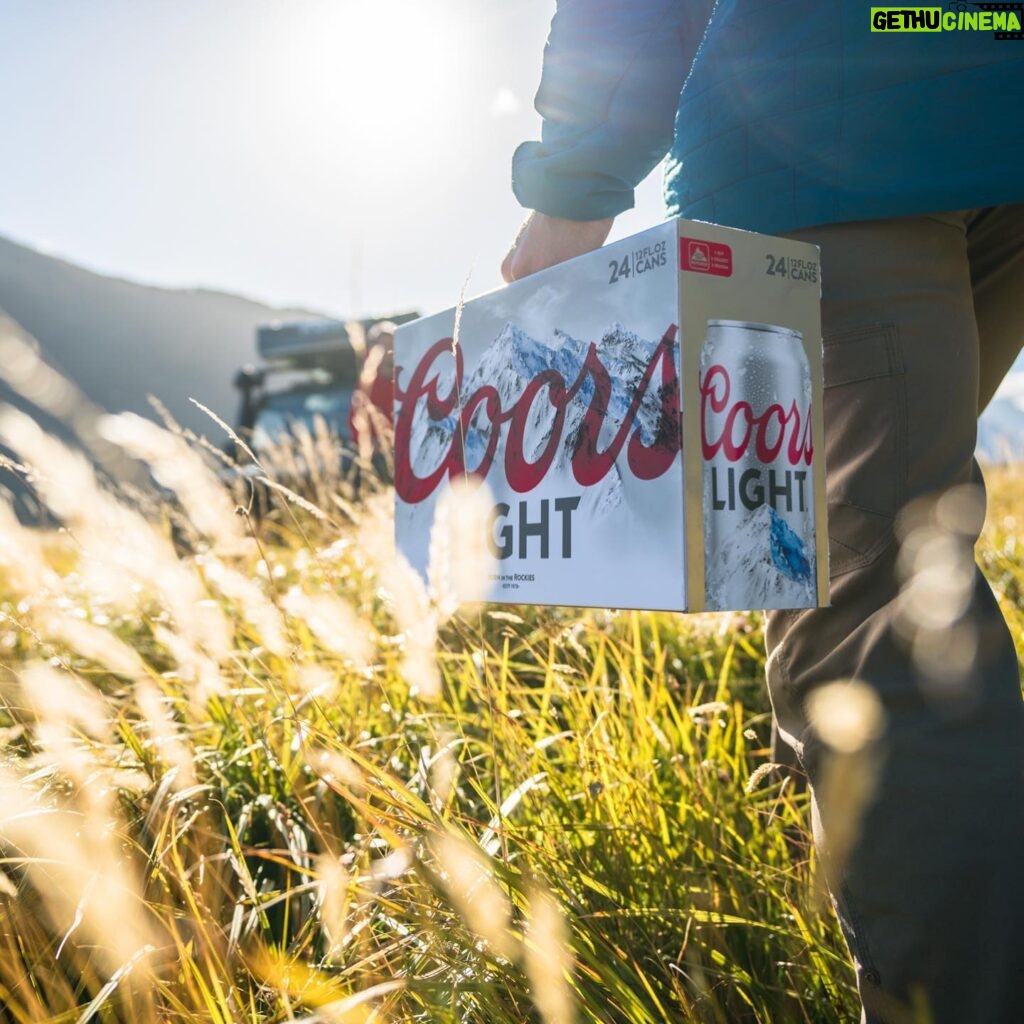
[270,1,462,154]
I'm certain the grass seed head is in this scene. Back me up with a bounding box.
[199,553,290,657]
[429,829,517,961]
[525,884,577,1024]
[281,586,374,669]
[317,853,353,958]
[134,679,198,790]
[427,477,497,618]
[0,767,158,980]
[98,412,246,552]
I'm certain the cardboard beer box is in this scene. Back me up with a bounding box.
[394,218,828,612]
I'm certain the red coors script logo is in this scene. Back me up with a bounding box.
[700,364,813,466]
[680,237,733,277]
[394,327,681,503]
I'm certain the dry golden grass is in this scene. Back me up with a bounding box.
[0,323,1020,1023]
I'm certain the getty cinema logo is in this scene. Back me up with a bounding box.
[871,2,1024,37]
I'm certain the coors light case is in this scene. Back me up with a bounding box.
[394,218,827,612]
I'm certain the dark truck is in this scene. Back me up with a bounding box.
[230,313,417,501]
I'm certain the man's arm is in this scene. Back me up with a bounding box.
[512,0,715,222]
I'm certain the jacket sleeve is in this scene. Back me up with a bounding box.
[512,0,716,220]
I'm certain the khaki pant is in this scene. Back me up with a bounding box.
[766,208,1024,1024]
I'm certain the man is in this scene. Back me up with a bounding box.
[502,3,1024,1021]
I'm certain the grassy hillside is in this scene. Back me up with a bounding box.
[0,233,325,436]
[0,397,1020,1022]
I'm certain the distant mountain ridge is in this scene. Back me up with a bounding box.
[0,233,330,437]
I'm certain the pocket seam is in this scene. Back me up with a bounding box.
[823,322,905,388]
[829,500,898,576]
[822,322,908,576]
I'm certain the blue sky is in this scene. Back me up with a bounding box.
[0,0,664,318]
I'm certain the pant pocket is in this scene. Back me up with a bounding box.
[822,323,908,577]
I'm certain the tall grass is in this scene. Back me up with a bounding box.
[0,334,1020,1022]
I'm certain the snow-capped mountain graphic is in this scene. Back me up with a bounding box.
[705,504,817,611]
[768,507,813,584]
[407,321,676,517]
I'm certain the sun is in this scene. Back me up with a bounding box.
[270,1,463,155]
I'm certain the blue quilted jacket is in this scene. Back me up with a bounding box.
[512,1,1024,234]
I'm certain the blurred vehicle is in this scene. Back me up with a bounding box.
[230,313,417,508]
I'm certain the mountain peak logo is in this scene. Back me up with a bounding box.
[688,241,710,268]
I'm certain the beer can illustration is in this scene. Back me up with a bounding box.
[700,320,816,610]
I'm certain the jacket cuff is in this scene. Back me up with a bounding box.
[511,140,636,221]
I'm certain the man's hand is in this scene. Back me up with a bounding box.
[501,211,614,283]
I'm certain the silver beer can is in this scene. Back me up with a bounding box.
[700,319,816,610]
